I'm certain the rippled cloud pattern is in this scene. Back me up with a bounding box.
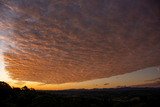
[0,0,160,84]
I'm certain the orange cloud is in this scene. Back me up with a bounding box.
[0,0,160,84]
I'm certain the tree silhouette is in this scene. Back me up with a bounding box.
[13,87,21,91]
[0,81,12,99]
[21,86,30,91]
[0,81,12,90]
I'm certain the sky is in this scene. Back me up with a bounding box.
[0,0,160,90]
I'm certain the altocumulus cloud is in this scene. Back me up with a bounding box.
[0,0,160,84]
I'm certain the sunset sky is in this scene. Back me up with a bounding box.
[0,0,160,90]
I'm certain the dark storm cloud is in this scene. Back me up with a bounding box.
[0,0,160,84]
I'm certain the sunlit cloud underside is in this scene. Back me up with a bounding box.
[0,0,160,86]
[5,67,160,90]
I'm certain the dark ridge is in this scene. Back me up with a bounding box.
[0,81,160,107]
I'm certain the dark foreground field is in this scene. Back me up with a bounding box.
[0,82,160,107]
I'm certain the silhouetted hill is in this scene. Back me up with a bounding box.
[0,81,160,107]
[0,81,12,99]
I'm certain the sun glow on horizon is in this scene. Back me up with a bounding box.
[0,54,11,82]
[0,45,160,90]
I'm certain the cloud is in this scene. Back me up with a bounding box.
[104,83,109,86]
[0,0,160,84]
[145,77,160,82]
[14,81,26,85]
[132,77,160,87]
[132,81,160,88]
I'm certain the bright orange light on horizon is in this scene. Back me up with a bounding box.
[1,53,160,90]
[0,55,11,82]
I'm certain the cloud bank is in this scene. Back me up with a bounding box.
[0,0,160,84]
